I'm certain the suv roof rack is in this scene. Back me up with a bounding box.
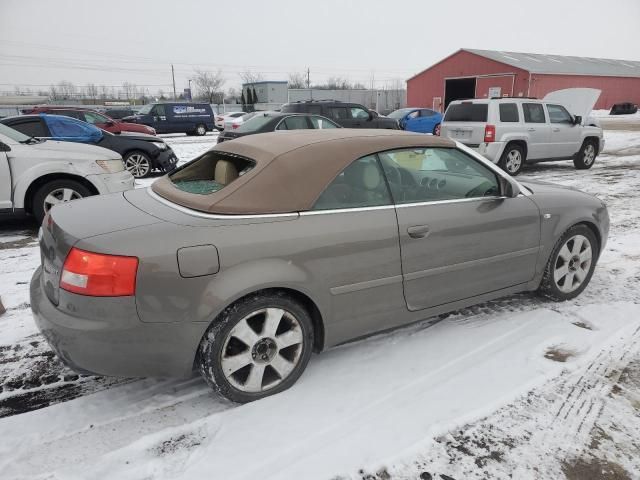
[289,99,343,104]
[489,96,539,100]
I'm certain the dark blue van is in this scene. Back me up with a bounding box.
[127,103,215,136]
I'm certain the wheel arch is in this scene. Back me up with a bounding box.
[503,139,528,160]
[23,173,98,214]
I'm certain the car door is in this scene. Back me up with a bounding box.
[151,104,168,132]
[300,154,405,341]
[327,106,350,127]
[347,106,372,128]
[546,104,581,158]
[0,143,11,210]
[377,146,541,311]
[403,110,421,132]
[522,103,551,159]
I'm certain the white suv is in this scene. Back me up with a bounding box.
[0,123,134,224]
[441,88,604,175]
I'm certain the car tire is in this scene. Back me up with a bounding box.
[498,143,525,176]
[123,151,152,179]
[198,291,314,403]
[537,224,599,301]
[195,124,207,136]
[32,179,92,225]
[574,140,597,170]
[433,123,441,136]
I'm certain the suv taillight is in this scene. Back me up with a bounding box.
[60,248,138,297]
[232,123,239,129]
[484,124,496,143]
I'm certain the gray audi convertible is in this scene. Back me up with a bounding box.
[31,129,609,402]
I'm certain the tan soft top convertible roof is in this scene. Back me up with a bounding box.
[152,129,456,214]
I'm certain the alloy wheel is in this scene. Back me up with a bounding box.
[125,154,151,178]
[220,308,304,393]
[583,144,596,166]
[505,149,522,173]
[553,234,593,293]
[197,125,206,135]
[43,188,82,213]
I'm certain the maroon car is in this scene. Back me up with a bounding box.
[24,107,156,136]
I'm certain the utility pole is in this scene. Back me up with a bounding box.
[171,64,177,100]
[306,67,312,100]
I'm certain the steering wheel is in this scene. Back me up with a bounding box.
[465,181,499,198]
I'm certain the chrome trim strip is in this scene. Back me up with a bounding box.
[396,196,505,209]
[146,188,299,220]
[404,246,541,281]
[330,274,403,295]
[300,204,396,216]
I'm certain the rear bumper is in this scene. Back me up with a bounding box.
[30,267,206,378]
[87,170,135,194]
[474,142,505,163]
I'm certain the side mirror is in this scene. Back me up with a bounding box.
[500,177,520,198]
[0,142,11,152]
[573,115,582,125]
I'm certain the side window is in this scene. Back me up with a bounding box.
[350,107,369,119]
[377,148,500,203]
[523,103,546,123]
[420,109,436,117]
[499,103,519,122]
[328,107,348,120]
[153,105,167,116]
[309,116,339,129]
[407,110,420,119]
[282,116,310,130]
[10,119,48,137]
[312,155,391,210]
[83,112,109,124]
[547,104,573,124]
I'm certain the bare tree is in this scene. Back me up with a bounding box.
[122,82,138,101]
[321,76,351,90]
[55,81,77,100]
[288,72,306,89]
[239,70,264,85]
[193,69,225,103]
[85,83,98,99]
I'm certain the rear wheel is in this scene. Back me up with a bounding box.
[574,140,597,170]
[195,124,207,136]
[198,292,314,403]
[32,179,92,224]
[498,144,525,176]
[537,224,598,301]
[124,151,152,178]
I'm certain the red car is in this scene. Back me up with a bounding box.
[24,107,156,136]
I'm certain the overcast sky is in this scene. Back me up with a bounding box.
[1,0,639,96]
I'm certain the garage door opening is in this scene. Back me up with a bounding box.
[444,78,476,108]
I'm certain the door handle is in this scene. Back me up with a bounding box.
[552,128,560,132]
[527,128,536,132]
[407,225,430,239]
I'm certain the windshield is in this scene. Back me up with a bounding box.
[236,114,274,133]
[0,123,32,143]
[387,108,416,119]
[137,104,153,115]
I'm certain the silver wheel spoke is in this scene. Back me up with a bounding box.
[553,234,592,293]
[230,319,260,347]
[62,189,74,201]
[44,193,60,206]
[221,351,252,375]
[561,272,575,292]
[571,237,584,255]
[554,264,569,283]
[270,354,295,379]
[579,247,592,262]
[244,363,266,392]
[558,245,572,262]
[574,267,586,284]
[262,308,284,337]
[275,328,303,349]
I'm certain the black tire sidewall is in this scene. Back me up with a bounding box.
[538,224,599,301]
[124,151,152,178]
[574,140,597,170]
[198,292,314,403]
[499,144,525,176]
[32,179,92,225]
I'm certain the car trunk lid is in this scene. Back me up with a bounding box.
[39,192,162,305]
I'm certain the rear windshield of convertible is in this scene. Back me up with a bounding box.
[168,151,255,195]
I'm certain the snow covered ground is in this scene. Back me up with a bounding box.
[0,125,639,480]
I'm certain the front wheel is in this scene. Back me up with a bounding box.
[574,140,597,169]
[198,292,314,403]
[124,151,152,178]
[32,179,92,224]
[537,224,599,301]
[498,144,525,176]
[195,124,207,136]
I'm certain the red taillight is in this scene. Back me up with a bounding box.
[60,248,138,297]
[232,123,239,129]
[484,124,496,143]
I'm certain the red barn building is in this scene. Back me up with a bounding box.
[407,49,640,112]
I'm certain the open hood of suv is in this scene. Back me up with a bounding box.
[543,88,601,125]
